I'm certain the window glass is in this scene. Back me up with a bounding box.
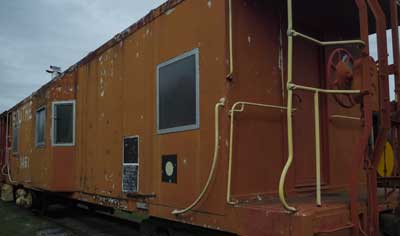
[157,49,199,134]
[124,137,138,164]
[53,102,74,145]
[12,126,18,153]
[35,108,46,146]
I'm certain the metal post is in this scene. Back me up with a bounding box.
[314,92,322,207]
[279,0,297,212]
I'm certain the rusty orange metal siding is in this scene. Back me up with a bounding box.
[8,73,77,191]
[0,113,6,183]
[74,0,228,216]
[3,0,399,235]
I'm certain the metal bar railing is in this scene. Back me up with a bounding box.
[227,101,293,205]
[172,98,225,215]
[288,83,361,94]
[314,92,322,206]
[290,30,366,47]
[279,0,365,212]
[279,0,297,212]
[331,115,361,121]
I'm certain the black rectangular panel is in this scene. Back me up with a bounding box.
[124,137,138,164]
[122,165,138,192]
[162,155,177,184]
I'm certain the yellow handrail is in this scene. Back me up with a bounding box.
[314,92,322,206]
[279,0,364,212]
[227,0,234,79]
[279,0,297,212]
[290,30,366,47]
[288,83,361,94]
[172,98,225,215]
[227,101,292,205]
[331,115,361,121]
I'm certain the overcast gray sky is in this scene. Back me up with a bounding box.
[0,1,397,112]
[0,0,165,112]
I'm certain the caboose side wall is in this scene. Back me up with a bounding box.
[7,73,77,192]
[1,0,381,235]
[0,113,7,183]
[8,99,35,186]
[74,0,229,217]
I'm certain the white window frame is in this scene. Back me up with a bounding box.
[51,100,76,147]
[35,106,46,147]
[156,48,200,134]
[122,135,140,193]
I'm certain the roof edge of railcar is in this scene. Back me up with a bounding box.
[3,0,186,113]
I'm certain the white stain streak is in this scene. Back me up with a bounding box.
[165,8,175,15]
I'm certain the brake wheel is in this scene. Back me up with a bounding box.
[326,48,356,108]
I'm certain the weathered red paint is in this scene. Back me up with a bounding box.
[0,1,399,235]
[0,113,7,183]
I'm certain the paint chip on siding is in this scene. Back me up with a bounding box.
[165,8,175,15]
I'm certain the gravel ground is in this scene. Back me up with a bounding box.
[0,200,141,236]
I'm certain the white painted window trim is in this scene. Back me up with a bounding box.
[122,135,140,193]
[51,100,76,147]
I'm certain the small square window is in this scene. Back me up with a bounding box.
[157,48,200,134]
[35,107,46,147]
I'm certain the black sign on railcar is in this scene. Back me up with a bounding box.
[122,136,139,193]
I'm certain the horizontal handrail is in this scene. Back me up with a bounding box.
[289,30,366,47]
[229,102,290,114]
[331,115,361,121]
[288,83,362,94]
[227,101,294,205]
[281,0,367,213]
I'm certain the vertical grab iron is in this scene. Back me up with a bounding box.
[279,0,365,212]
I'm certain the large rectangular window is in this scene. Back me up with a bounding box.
[122,136,139,193]
[157,48,200,134]
[35,107,46,147]
[52,101,75,146]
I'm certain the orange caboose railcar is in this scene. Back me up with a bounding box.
[0,112,7,183]
[1,0,400,235]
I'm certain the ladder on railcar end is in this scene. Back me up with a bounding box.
[280,1,393,236]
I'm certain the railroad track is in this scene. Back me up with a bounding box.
[38,205,141,236]
[0,200,141,236]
